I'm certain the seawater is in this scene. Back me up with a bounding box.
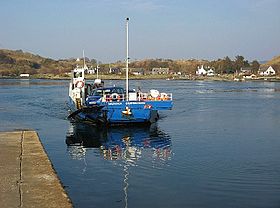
[1,79,280,208]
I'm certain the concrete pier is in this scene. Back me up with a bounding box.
[0,131,72,208]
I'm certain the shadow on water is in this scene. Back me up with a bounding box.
[65,122,172,162]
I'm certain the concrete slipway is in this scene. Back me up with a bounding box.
[0,131,72,208]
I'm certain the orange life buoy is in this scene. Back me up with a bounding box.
[110,93,119,102]
[75,81,84,88]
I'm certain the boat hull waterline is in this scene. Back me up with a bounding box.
[68,98,173,125]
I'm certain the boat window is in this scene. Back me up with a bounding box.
[92,89,103,96]
[111,88,124,94]
[74,72,82,78]
[104,89,111,94]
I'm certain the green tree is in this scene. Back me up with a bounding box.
[251,60,260,73]
[224,56,233,73]
[233,55,249,72]
[214,56,234,74]
[90,59,97,65]
[234,55,245,72]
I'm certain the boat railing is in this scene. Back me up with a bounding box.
[102,92,172,102]
[138,92,172,101]
[104,94,125,102]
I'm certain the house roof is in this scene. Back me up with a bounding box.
[152,67,169,70]
[259,66,266,72]
[241,67,253,72]
[130,68,144,72]
[258,66,273,72]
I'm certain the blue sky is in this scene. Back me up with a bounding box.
[0,0,279,62]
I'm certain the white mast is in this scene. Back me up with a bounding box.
[126,17,129,101]
[83,50,86,68]
[96,63,99,79]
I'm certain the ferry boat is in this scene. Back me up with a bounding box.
[68,18,173,125]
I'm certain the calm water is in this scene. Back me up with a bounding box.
[1,78,280,208]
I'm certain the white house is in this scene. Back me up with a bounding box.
[109,68,121,74]
[243,74,257,80]
[130,68,144,76]
[87,69,95,74]
[207,68,215,76]
[196,65,207,75]
[196,65,215,76]
[258,66,276,76]
[152,68,169,75]
[239,67,253,76]
[20,74,30,78]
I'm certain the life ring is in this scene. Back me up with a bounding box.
[110,93,119,101]
[161,93,168,100]
[75,81,84,88]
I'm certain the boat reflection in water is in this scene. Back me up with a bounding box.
[66,122,172,208]
[66,122,172,162]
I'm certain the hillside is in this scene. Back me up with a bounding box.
[0,49,76,76]
[263,55,280,71]
[1,48,279,77]
[0,49,209,76]
[114,58,209,74]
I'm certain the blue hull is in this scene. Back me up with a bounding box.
[68,97,173,125]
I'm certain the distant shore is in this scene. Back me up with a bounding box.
[1,74,280,82]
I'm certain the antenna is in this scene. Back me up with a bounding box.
[126,17,129,101]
